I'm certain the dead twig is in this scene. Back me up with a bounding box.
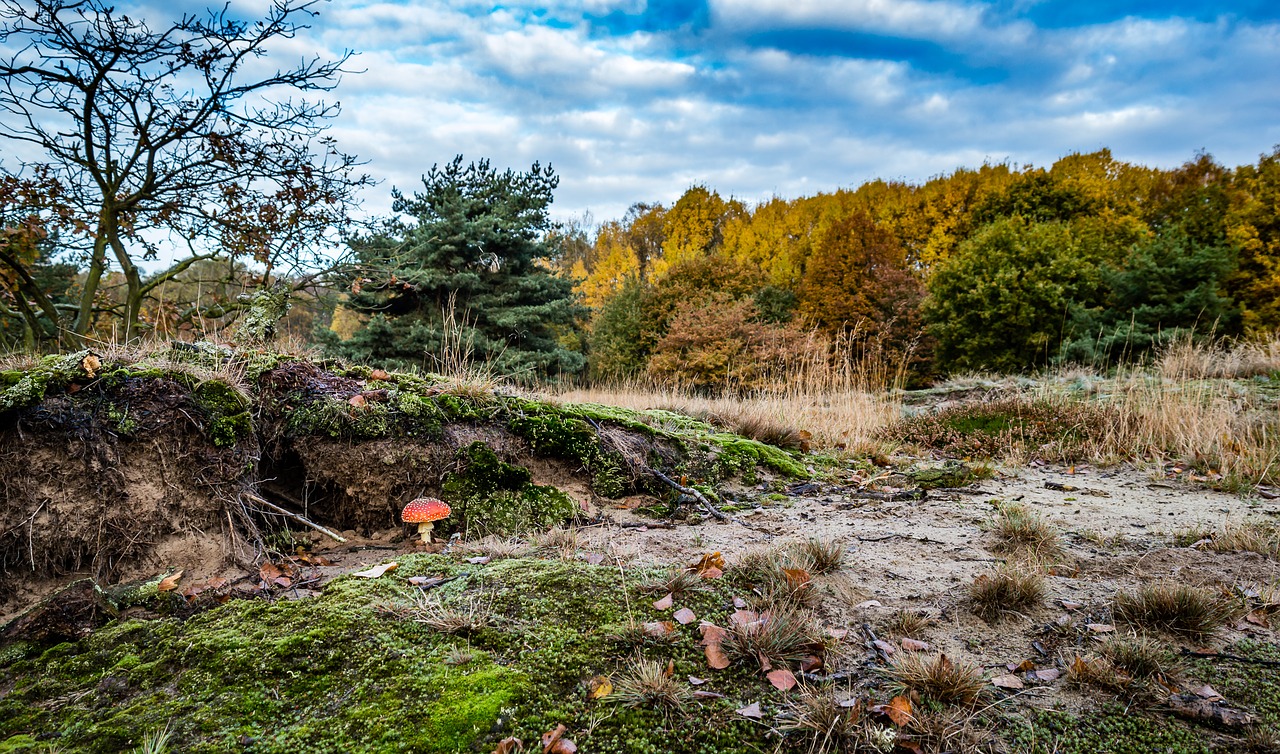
[243,492,347,543]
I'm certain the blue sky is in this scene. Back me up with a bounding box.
[120,0,1280,221]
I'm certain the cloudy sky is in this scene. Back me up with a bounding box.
[65,0,1280,222]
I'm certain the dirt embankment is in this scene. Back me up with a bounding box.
[0,351,794,624]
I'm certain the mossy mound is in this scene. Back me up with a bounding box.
[0,555,771,753]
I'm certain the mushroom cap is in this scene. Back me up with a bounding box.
[402,497,451,524]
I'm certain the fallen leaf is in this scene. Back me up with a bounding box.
[1245,611,1271,628]
[369,368,390,381]
[1014,659,1036,672]
[653,593,674,610]
[732,596,748,608]
[705,643,731,669]
[700,567,723,579]
[541,724,577,754]
[492,737,524,754]
[1087,623,1115,633]
[900,638,930,652]
[642,621,674,637]
[664,659,675,677]
[735,701,763,719]
[1034,668,1061,682]
[348,394,367,408]
[826,627,849,640]
[582,553,605,565]
[699,622,729,644]
[799,655,823,672]
[766,669,797,691]
[1195,684,1224,701]
[992,674,1025,690]
[693,689,726,699]
[587,676,613,699]
[467,556,492,565]
[688,676,707,685]
[352,562,398,579]
[673,607,696,625]
[782,568,812,590]
[407,575,446,587]
[872,639,897,656]
[687,552,726,577]
[1061,600,1083,610]
[884,695,913,727]
[157,570,184,592]
[730,609,759,626]
[855,600,882,609]
[81,354,101,378]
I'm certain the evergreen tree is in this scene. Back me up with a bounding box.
[331,157,587,377]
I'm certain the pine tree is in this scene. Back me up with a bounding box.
[332,157,587,377]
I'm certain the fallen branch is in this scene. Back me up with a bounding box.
[650,469,729,521]
[243,492,347,543]
[1180,648,1280,668]
[839,489,925,502]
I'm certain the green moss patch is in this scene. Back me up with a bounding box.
[442,442,580,537]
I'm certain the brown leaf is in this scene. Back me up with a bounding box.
[732,596,748,608]
[348,394,367,408]
[541,724,577,754]
[782,567,812,590]
[705,643,731,670]
[1034,668,1061,682]
[642,621,674,637]
[692,690,725,699]
[687,552,725,577]
[799,655,823,672]
[664,659,675,678]
[467,556,492,565]
[900,638,930,652]
[587,676,613,700]
[826,627,849,640]
[492,738,524,754]
[1195,684,1223,701]
[735,701,763,719]
[582,553,605,565]
[81,354,101,378]
[1014,659,1036,673]
[766,668,797,691]
[1061,600,1083,610]
[887,695,913,727]
[652,593,674,610]
[991,674,1025,690]
[1245,610,1271,628]
[872,639,897,656]
[157,570,184,592]
[673,607,696,625]
[1087,623,1115,633]
[407,575,446,587]
[369,368,390,381]
[688,676,707,685]
[699,622,729,645]
[730,609,759,626]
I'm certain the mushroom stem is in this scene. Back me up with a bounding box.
[417,521,435,544]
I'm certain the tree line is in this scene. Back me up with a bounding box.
[4,1,1279,389]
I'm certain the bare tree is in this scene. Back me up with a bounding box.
[0,0,370,342]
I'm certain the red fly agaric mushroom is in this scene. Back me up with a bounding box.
[402,498,451,543]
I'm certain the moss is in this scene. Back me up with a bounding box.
[506,406,628,498]
[0,735,40,753]
[192,380,254,448]
[1002,705,1215,753]
[0,351,93,412]
[1188,639,1280,730]
[0,554,778,754]
[442,442,578,536]
[706,434,807,478]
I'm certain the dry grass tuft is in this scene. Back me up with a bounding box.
[463,535,529,560]
[786,537,848,575]
[638,568,707,597]
[778,685,869,753]
[886,653,985,706]
[409,593,492,634]
[724,608,821,671]
[1112,581,1240,639]
[1064,654,1130,692]
[530,527,579,560]
[886,609,937,640]
[1098,634,1180,681]
[966,566,1045,622]
[988,501,1064,561]
[611,658,689,710]
[606,620,680,648]
[730,414,804,450]
[1181,520,1280,559]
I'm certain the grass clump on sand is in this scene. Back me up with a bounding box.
[1112,581,1240,640]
